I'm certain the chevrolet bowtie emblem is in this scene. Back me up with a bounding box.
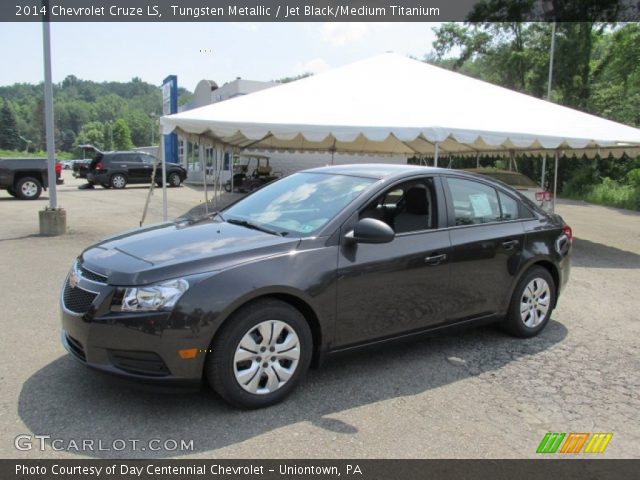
[68,269,79,289]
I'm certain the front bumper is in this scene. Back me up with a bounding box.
[59,264,205,389]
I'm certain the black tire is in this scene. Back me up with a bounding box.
[15,177,42,200]
[168,172,182,187]
[502,266,556,338]
[6,187,17,197]
[110,173,127,189]
[223,181,232,193]
[205,299,313,409]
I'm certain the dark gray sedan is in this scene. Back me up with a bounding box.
[60,164,572,408]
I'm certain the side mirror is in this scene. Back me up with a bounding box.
[345,218,395,244]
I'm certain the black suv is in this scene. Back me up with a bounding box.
[81,146,187,189]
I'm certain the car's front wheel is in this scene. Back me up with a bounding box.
[110,174,127,189]
[205,299,312,409]
[503,266,555,338]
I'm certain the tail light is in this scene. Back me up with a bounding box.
[535,191,552,202]
[94,162,104,170]
[562,224,573,243]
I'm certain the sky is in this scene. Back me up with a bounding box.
[0,22,440,90]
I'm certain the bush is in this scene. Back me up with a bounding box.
[562,165,598,197]
[626,168,640,189]
[585,177,640,210]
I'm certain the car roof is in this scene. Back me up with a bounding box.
[305,163,452,179]
[462,168,539,187]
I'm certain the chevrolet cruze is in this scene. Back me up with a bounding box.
[60,164,572,408]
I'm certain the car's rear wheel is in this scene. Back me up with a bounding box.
[110,174,127,189]
[15,177,42,200]
[503,266,555,338]
[205,299,312,409]
[168,172,182,187]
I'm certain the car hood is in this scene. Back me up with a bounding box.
[80,219,300,285]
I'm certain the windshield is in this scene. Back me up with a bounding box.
[223,172,376,235]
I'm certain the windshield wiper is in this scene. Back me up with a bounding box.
[226,218,285,236]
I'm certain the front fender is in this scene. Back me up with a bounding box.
[165,245,338,377]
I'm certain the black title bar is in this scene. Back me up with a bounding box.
[3,459,640,480]
[2,0,639,22]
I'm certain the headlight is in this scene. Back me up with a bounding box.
[121,279,189,312]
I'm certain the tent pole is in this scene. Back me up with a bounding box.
[434,143,439,167]
[540,154,546,190]
[160,127,167,221]
[553,151,559,213]
[201,140,208,215]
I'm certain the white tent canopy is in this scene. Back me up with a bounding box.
[161,53,640,159]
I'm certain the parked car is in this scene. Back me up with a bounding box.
[78,145,186,189]
[463,168,553,213]
[72,159,91,179]
[60,164,572,408]
[0,157,63,200]
[61,160,76,170]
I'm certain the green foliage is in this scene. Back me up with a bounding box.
[585,178,640,210]
[77,121,105,150]
[0,149,74,160]
[626,168,640,188]
[112,118,133,150]
[0,76,191,152]
[431,22,640,210]
[0,103,21,150]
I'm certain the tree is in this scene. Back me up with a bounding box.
[111,118,133,150]
[0,103,21,149]
[59,129,77,151]
[125,110,152,147]
[77,121,105,150]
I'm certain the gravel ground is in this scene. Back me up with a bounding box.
[0,172,638,459]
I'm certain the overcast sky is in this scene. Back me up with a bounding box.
[0,22,440,90]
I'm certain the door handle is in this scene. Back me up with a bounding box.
[424,253,447,265]
[502,239,519,249]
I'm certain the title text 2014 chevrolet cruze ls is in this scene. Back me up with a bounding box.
[61,165,571,408]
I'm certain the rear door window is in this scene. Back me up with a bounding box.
[446,177,501,226]
[498,191,520,220]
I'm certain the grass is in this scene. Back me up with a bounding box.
[585,182,640,210]
[0,149,75,160]
[567,177,640,211]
